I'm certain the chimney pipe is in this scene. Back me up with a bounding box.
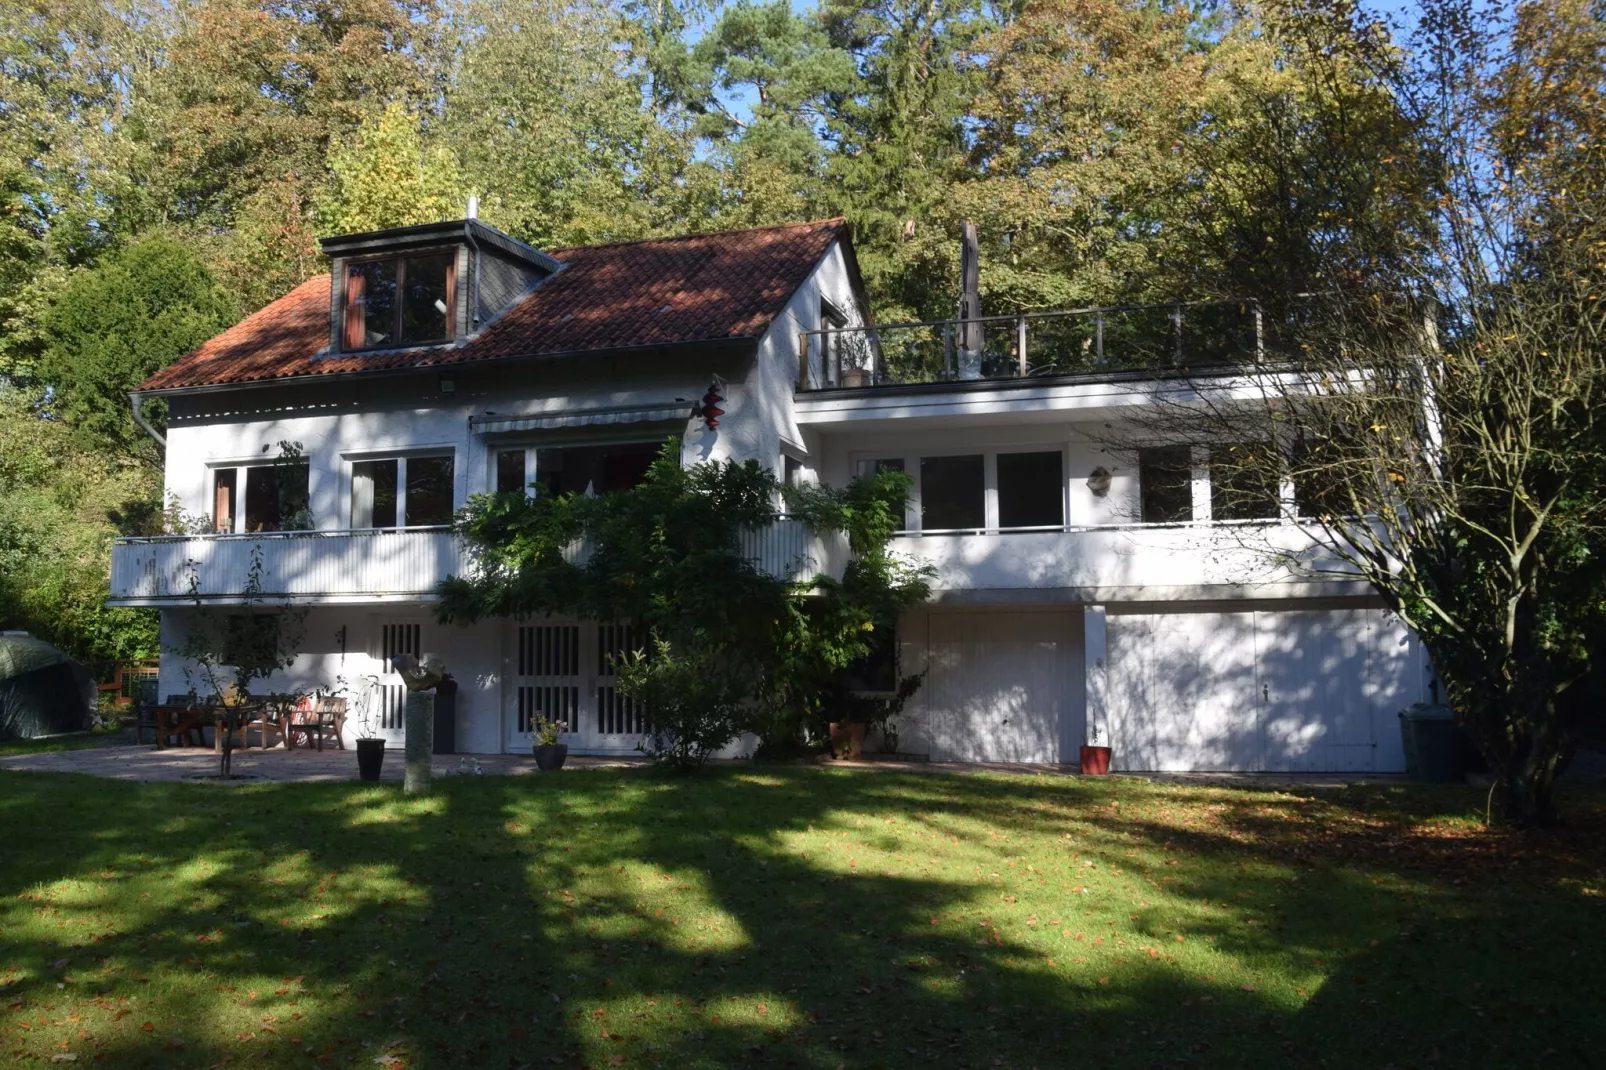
[466,194,479,220]
[957,221,982,379]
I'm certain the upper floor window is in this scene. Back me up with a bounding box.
[344,253,455,350]
[1209,442,1281,521]
[351,454,455,528]
[1138,446,1194,523]
[212,461,311,533]
[920,454,985,531]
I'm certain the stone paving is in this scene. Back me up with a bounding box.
[0,737,1428,787]
[0,740,645,783]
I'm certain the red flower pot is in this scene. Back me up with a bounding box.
[1080,745,1112,775]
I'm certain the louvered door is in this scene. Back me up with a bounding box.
[507,620,582,752]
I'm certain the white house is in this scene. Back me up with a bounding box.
[109,215,1432,771]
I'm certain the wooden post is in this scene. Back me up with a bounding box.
[1095,311,1104,364]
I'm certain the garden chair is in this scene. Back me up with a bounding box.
[285,696,346,751]
[244,693,296,749]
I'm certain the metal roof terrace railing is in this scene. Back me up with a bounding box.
[796,298,1278,392]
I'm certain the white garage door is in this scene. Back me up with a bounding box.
[1106,607,1418,773]
[904,611,1082,763]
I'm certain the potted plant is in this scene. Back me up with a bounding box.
[531,715,569,771]
[352,675,386,781]
[828,719,867,759]
[1080,722,1111,775]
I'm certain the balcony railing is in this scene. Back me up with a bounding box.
[798,298,1272,391]
[108,518,850,606]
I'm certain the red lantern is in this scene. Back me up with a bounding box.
[699,382,725,429]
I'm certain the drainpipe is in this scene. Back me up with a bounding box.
[130,391,165,450]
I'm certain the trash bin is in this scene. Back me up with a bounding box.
[1398,703,1463,782]
[433,676,458,755]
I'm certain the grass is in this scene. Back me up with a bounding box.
[1,765,1604,1068]
[0,728,123,757]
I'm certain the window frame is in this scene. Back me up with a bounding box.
[347,450,457,530]
[208,459,312,534]
[850,446,1070,535]
[342,249,458,352]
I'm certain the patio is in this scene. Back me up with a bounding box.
[0,738,646,782]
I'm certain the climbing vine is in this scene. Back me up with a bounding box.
[438,442,930,764]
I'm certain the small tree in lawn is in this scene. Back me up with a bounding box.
[173,542,307,776]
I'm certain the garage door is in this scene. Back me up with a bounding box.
[903,611,1082,763]
[1106,608,1418,773]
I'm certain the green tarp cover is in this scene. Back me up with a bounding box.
[0,634,94,740]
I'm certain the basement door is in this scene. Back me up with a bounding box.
[504,619,648,754]
[913,611,1080,763]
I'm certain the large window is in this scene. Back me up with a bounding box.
[997,450,1064,528]
[212,462,310,533]
[495,449,528,495]
[1138,446,1194,524]
[920,454,985,531]
[345,252,455,350]
[1210,443,1281,521]
[351,455,454,528]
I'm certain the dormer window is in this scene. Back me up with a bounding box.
[344,252,456,350]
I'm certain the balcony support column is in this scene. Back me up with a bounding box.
[1081,605,1109,760]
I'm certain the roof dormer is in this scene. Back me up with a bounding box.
[318,218,562,354]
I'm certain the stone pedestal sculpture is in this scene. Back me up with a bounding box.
[390,653,447,795]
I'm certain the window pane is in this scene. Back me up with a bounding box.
[350,260,397,348]
[401,254,452,343]
[1210,443,1281,521]
[242,462,310,531]
[212,469,236,533]
[997,451,1064,528]
[495,449,527,494]
[352,459,398,527]
[920,454,984,530]
[855,457,905,479]
[1138,446,1193,523]
[405,456,454,526]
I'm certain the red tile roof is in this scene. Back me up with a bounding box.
[140,218,848,391]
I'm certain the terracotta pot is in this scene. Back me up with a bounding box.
[534,742,569,772]
[1080,745,1112,775]
[356,737,386,781]
[841,368,869,389]
[829,722,866,760]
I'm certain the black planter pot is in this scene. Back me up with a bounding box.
[533,743,568,772]
[356,738,386,781]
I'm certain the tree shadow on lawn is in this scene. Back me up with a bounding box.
[0,767,1603,1068]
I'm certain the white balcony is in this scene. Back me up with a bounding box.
[108,519,851,607]
[895,521,1362,602]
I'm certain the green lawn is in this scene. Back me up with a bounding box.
[0,729,123,758]
[1,766,1603,1068]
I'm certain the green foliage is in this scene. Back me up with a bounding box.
[613,638,749,771]
[39,231,235,455]
[172,541,308,707]
[317,101,464,235]
[0,386,159,672]
[441,442,929,765]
